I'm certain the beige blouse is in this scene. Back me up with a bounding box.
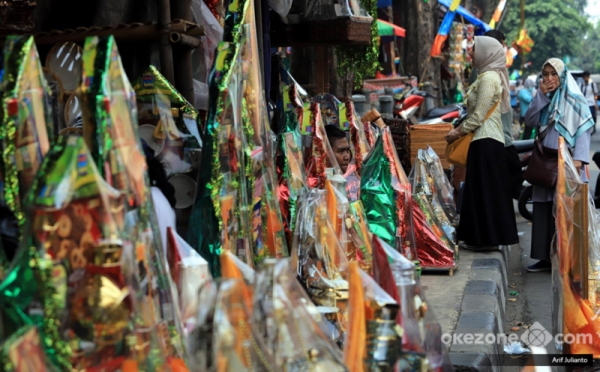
[460,70,505,144]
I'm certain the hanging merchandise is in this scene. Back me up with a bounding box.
[79,36,188,365]
[488,0,507,29]
[360,128,418,261]
[553,137,600,357]
[447,22,465,74]
[515,29,534,55]
[430,10,455,57]
[0,35,53,227]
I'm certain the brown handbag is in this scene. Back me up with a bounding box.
[445,100,499,167]
[523,127,558,188]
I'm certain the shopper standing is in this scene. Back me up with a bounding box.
[580,71,598,134]
[445,36,519,250]
[519,79,536,139]
[523,58,593,272]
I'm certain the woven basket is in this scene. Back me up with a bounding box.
[409,123,454,170]
[384,118,411,174]
[0,1,36,32]
[310,16,372,43]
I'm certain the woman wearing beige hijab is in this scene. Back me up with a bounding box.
[445,36,519,251]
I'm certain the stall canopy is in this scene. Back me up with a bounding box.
[437,0,492,33]
[377,19,405,38]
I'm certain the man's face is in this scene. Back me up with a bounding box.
[331,137,351,174]
[584,75,590,83]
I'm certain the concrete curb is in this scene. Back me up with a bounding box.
[448,245,513,372]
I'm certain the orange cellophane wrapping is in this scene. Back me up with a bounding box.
[265,204,283,257]
[325,179,343,237]
[556,137,600,356]
[344,262,366,372]
[220,252,253,312]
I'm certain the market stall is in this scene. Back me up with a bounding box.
[0,0,464,369]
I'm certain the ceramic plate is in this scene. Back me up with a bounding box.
[168,174,196,209]
[138,124,165,156]
[46,42,83,93]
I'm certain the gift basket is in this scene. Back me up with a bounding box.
[293,189,350,347]
[410,150,457,257]
[360,127,418,261]
[189,0,289,275]
[253,259,348,371]
[0,135,183,370]
[78,35,187,362]
[552,137,600,356]
[0,35,53,226]
[344,261,401,370]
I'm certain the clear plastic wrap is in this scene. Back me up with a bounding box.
[307,103,343,189]
[166,227,212,327]
[191,0,224,83]
[0,326,58,372]
[410,152,457,253]
[293,189,350,346]
[344,261,401,370]
[0,36,53,225]
[0,136,175,370]
[133,65,202,178]
[425,146,458,226]
[301,0,369,21]
[79,36,187,364]
[379,238,452,371]
[552,137,600,356]
[253,259,348,371]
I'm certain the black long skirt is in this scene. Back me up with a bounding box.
[456,138,519,246]
[530,201,554,262]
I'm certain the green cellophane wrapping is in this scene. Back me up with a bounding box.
[79,36,187,365]
[0,35,54,228]
[360,135,397,248]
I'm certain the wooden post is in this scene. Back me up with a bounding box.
[171,0,196,104]
[158,0,175,84]
[316,45,330,93]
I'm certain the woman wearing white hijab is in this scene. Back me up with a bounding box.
[523,58,593,272]
[445,36,519,251]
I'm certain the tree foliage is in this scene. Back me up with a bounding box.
[571,20,600,73]
[499,0,590,73]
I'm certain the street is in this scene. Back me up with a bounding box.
[423,122,600,370]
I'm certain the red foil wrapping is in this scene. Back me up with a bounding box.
[310,103,326,189]
[364,121,375,147]
[347,101,363,176]
[412,200,455,268]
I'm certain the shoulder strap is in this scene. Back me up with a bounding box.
[484,100,500,121]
